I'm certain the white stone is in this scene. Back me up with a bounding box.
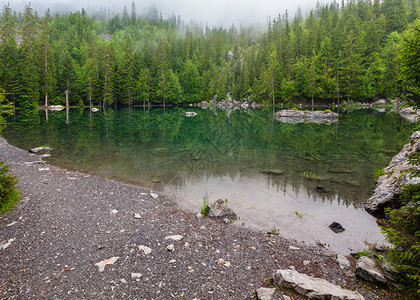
[110,209,118,214]
[274,269,365,300]
[303,260,311,266]
[169,259,176,263]
[131,273,142,279]
[196,213,203,219]
[289,246,300,250]
[134,213,141,219]
[165,235,184,241]
[256,287,276,300]
[95,257,119,272]
[0,238,16,250]
[120,278,127,284]
[167,244,175,252]
[6,221,17,227]
[149,193,159,199]
[138,245,152,256]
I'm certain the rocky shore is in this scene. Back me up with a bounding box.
[0,138,402,299]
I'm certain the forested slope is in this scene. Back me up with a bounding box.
[0,0,419,108]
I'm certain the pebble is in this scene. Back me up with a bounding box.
[95,257,119,272]
[289,246,300,250]
[120,279,127,284]
[131,273,142,279]
[134,213,141,219]
[149,193,159,199]
[138,245,152,255]
[0,238,16,250]
[110,209,118,214]
[165,235,184,241]
[167,244,175,252]
[6,221,18,227]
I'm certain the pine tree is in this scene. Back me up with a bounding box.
[0,4,18,104]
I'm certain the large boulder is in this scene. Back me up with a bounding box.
[365,131,420,218]
[355,256,386,284]
[273,269,365,300]
[207,199,237,220]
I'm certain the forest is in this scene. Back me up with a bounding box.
[0,0,419,109]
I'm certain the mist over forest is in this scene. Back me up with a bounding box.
[1,0,329,26]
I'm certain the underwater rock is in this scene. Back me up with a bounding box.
[260,169,284,176]
[329,222,345,233]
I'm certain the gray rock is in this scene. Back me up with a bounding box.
[399,107,420,123]
[355,256,386,284]
[365,131,420,217]
[375,99,387,105]
[183,112,197,117]
[273,269,365,300]
[336,254,351,270]
[208,199,237,220]
[256,287,276,300]
[273,110,339,124]
[29,147,51,154]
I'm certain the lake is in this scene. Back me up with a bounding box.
[1,106,415,253]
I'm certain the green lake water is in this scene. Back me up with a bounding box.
[1,106,416,253]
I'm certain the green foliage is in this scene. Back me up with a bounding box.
[374,168,386,180]
[382,183,420,296]
[354,249,372,259]
[0,161,18,213]
[398,19,420,93]
[294,211,304,218]
[200,192,210,216]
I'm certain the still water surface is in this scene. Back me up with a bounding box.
[2,107,416,253]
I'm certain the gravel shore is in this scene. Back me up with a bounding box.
[0,137,397,299]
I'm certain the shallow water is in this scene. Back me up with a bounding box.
[1,107,415,253]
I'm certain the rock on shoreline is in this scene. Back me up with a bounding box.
[274,110,339,124]
[365,131,420,218]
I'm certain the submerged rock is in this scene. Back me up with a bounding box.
[208,199,237,220]
[399,107,420,123]
[329,222,345,233]
[365,131,420,218]
[260,169,284,176]
[29,147,51,154]
[273,269,365,300]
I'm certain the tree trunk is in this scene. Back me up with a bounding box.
[65,89,69,107]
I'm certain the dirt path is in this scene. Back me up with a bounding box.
[0,137,390,299]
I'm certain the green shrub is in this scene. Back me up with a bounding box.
[200,192,210,216]
[0,161,18,213]
[382,183,420,296]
